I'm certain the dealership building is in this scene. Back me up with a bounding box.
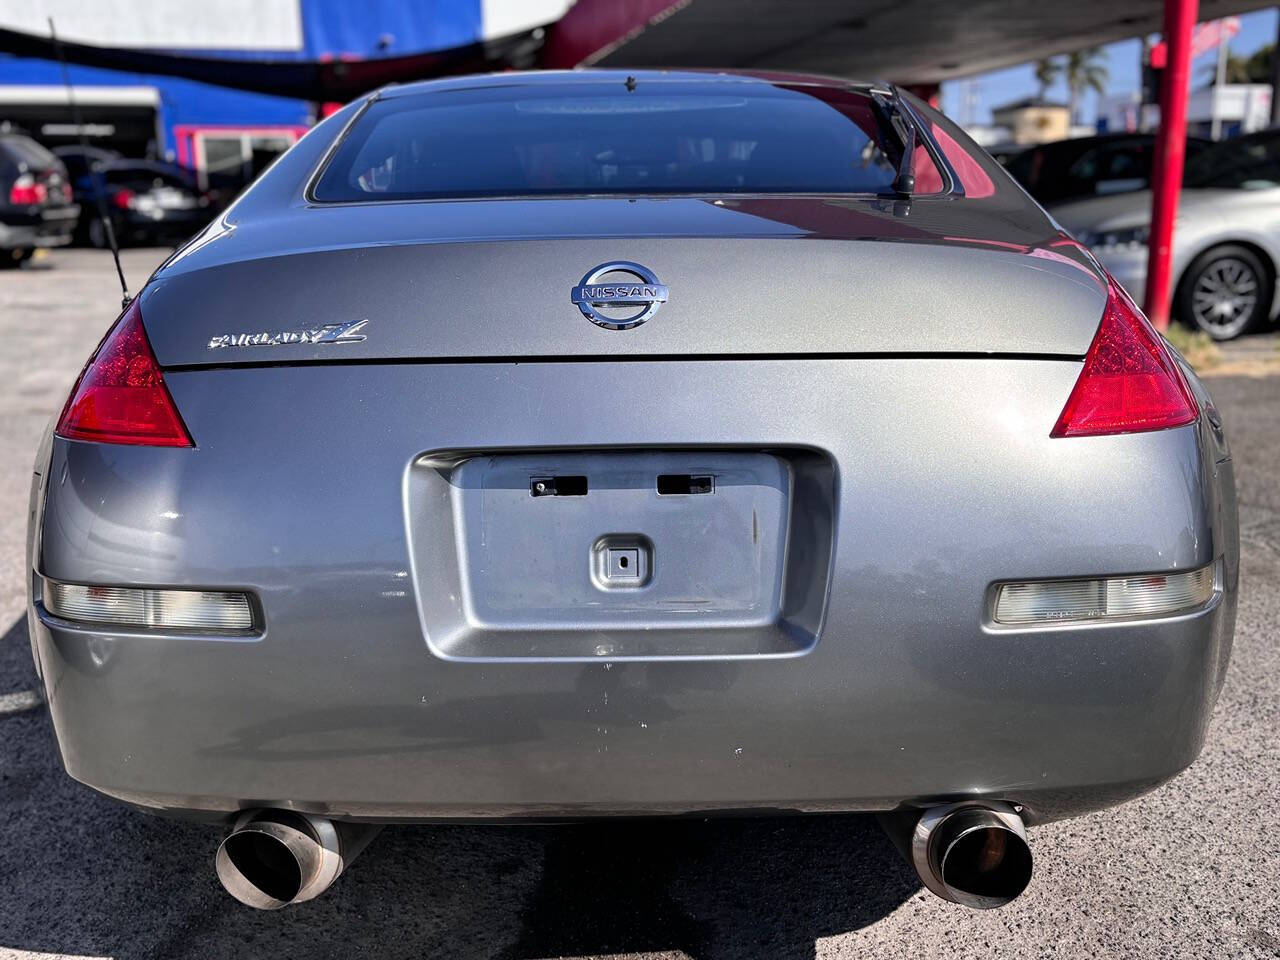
[0,0,567,187]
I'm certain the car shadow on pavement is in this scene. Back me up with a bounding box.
[1,615,918,960]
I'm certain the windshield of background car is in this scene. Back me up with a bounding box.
[1184,133,1280,190]
[312,81,946,201]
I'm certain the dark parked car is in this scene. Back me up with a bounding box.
[1006,133,1212,205]
[51,144,122,183]
[69,160,212,248]
[0,132,79,266]
[982,141,1026,167]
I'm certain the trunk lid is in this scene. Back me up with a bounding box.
[142,197,1107,366]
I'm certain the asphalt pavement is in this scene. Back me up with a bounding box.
[1,249,1277,960]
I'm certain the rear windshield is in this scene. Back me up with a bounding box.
[103,166,194,191]
[0,135,59,172]
[312,81,943,201]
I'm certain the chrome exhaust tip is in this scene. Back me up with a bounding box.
[883,800,1033,909]
[215,810,381,909]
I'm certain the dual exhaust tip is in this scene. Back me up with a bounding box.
[889,800,1033,909]
[215,810,381,910]
[217,801,1031,911]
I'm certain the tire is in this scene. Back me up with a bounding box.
[0,248,29,269]
[1176,244,1273,341]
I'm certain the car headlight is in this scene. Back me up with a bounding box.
[1081,225,1150,251]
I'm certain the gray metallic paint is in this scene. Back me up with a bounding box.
[142,232,1108,365]
[26,71,1237,828]
[31,358,1235,825]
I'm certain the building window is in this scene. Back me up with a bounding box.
[193,129,300,191]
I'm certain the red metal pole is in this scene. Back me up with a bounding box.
[1143,0,1199,330]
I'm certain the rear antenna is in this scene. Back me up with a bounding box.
[48,17,130,307]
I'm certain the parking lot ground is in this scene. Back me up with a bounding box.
[1,249,1278,960]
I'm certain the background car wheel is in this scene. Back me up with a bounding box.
[1177,245,1273,341]
[0,248,30,269]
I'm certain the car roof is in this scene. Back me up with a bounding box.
[99,159,186,174]
[1023,132,1214,156]
[91,160,196,185]
[53,145,121,159]
[377,68,865,101]
[1024,134,1148,157]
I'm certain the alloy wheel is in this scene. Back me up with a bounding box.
[1191,257,1259,338]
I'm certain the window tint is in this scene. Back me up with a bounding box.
[1185,132,1280,190]
[0,135,58,172]
[1004,149,1037,187]
[1068,140,1150,182]
[104,166,193,191]
[313,82,943,201]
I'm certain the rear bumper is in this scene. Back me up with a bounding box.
[30,589,1233,824]
[0,209,77,248]
[27,358,1239,825]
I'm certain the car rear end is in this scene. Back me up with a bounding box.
[27,75,1236,839]
[0,134,79,260]
[91,162,212,246]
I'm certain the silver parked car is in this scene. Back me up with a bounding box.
[1051,129,1280,340]
[26,71,1237,912]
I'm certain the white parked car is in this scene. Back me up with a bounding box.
[1052,129,1280,340]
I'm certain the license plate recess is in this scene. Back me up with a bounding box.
[405,449,835,659]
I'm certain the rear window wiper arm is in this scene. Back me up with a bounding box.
[869,85,918,197]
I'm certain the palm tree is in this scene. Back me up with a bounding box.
[1213,44,1273,84]
[1033,58,1060,101]
[1063,47,1110,124]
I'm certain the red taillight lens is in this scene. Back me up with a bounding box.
[9,174,45,205]
[1051,278,1198,438]
[55,300,193,447]
[111,188,136,210]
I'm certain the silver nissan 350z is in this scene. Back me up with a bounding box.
[25,70,1238,911]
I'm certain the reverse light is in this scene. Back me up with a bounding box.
[55,299,193,447]
[43,579,254,631]
[993,564,1216,626]
[1051,279,1198,438]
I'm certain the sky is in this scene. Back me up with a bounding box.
[941,7,1278,126]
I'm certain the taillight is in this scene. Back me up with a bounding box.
[111,188,136,210]
[1051,278,1198,438]
[55,300,193,447]
[9,174,46,205]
